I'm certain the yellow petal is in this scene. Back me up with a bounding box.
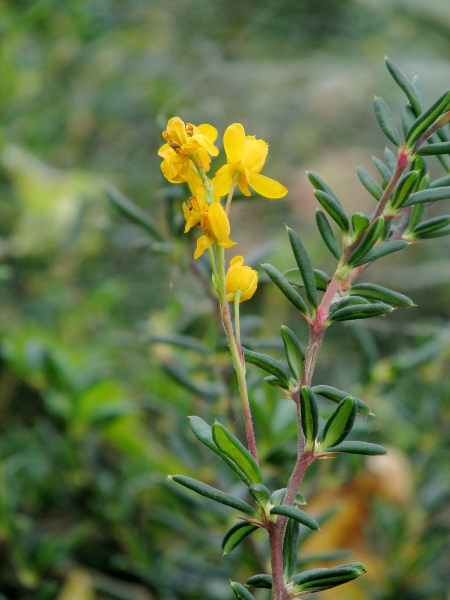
[196,148,213,170]
[194,235,214,260]
[224,123,245,166]
[217,238,237,249]
[240,272,258,301]
[212,164,235,197]
[207,203,231,242]
[242,138,268,173]
[165,117,188,147]
[237,172,251,197]
[198,123,218,144]
[249,173,287,199]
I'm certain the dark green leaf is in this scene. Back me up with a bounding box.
[351,240,409,267]
[351,213,370,238]
[106,184,162,240]
[391,170,420,209]
[315,210,342,260]
[321,397,356,448]
[402,104,417,136]
[289,563,367,593]
[356,167,383,201]
[312,385,373,416]
[283,268,330,292]
[313,191,349,233]
[324,441,388,456]
[281,326,304,382]
[384,148,397,172]
[306,171,341,204]
[248,484,271,507]
[404,186,450,206]
[413,215,450,239]
[416,141,450,156]
[230,581,256,600]
[287,227,318,308]
[373,97,402,147]
[245,574,273,589]
[170,475,255,514]
[385,57,422,115]
[212,422,262,485]
[348,283,414,307]
[330,296,371,312]
[263,375,289,389]
[270,488,306,507]
[430,174,450,188]
[270,505,319,531]
[283,517,300,580]
[261,263,309,316]
[242,347,293,387]
[222,522,259,554]
[300,387,319,451]
[328,302,393,322]
[347,217,384,267]
[407,90,450,146]
[373,157,393,185]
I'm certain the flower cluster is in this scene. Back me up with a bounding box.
[159,117,287,302]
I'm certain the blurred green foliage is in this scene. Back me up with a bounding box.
[0,1,449,599]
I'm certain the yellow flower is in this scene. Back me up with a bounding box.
[213,123,287,199]
[194,202,236,260]
[182,188,208,233]
[160,116,218,168]
[226,256,258,302]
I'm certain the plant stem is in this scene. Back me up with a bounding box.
[215,245,258,462]
[225,173,239,215]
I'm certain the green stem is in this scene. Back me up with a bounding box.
[225,173,239,215]
[234,291,243,362]
[215,245,258,462]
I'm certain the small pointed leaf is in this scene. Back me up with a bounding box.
[329,302,393,323]
[222,521,259,554]
[230,581,256,600]
[324,441,388,456]
[404,186,450,207]
[351,240,409,267]
[321,397,356,448]
[287,227,318,308]
[283,517,300,580]
[356,167,383,201]
[347,217,384,266]
[270,505,319,531]
[212,422,262,486]
[281,326,304,382]
[406,90,450,146]
[315,210,342,260]
[373,97,402,147]
[313,190,349,233]
[385,58,422,115]
[245,574,273,589]
[300,387,319,451]
[262,263,309,316]
[242,347,292,388]
[289,563,367,593]
[170,475,255,514]
[312,385,372,416]
[348,283,414,307]
[248,484,271,507]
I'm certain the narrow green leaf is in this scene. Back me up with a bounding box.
[248,484,271,507]
[283,517,300,580]
[300,387,319,451]
[384,147,397,172]
[351,240,409,267]
[270,488,306,507]
[413,215,450,239]
[416,141,450,156]
[356,167,383,201]
[391,170,420,209]
[324,441,388,455]
[306,171,341,204]
[347,217,384,267]
[289,563,367,592]
[170,475,255,514]
[373,97,402,147]
[106,184,163,240]
[330,296,371,312]
[312,385,372,416]
[404,186,450,206]
[284,268,330,292]
[263,375,289,389]
[328,302,393,323]
[385,58,422,115]
[245,574,273,589]
[270,505,319,531]
[287,227,319,308]
[313,190,349,233]
[405,203,425,234]
[242,347,293,387]
[189,417,251,486]
[261,263,309,316]
[321,397,356,448]
[315,210,342,260]
[212,422,262,486]
[348,283,414,307]
[281,326,304,382]
[351,213,370,238]
[373,157,393,185]
[406,90,450,146]
[230,581,256,600]
[430,174,450,188]
[401,104,416,136]
[222,522,259,555]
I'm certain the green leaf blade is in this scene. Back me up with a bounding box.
[324,441,388,456]
[321,397,356,448]
[313,190,349,233]
[348,283,414,307]
[373,97,402,147]
[242,347,293,387]
[212,422,262,486]
[312,385,373,416]
[222,521,259,555]
[351,240,409,267]
[287,227,319,308]
[270,505,319,531]
[315,210,342,260]
[300,386,319,451]
[261,263,310,316]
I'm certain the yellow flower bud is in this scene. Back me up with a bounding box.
[226,256,258,302]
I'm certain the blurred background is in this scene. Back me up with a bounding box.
[0,1,449,599]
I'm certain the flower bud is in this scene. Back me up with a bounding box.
[226,256,258,302]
